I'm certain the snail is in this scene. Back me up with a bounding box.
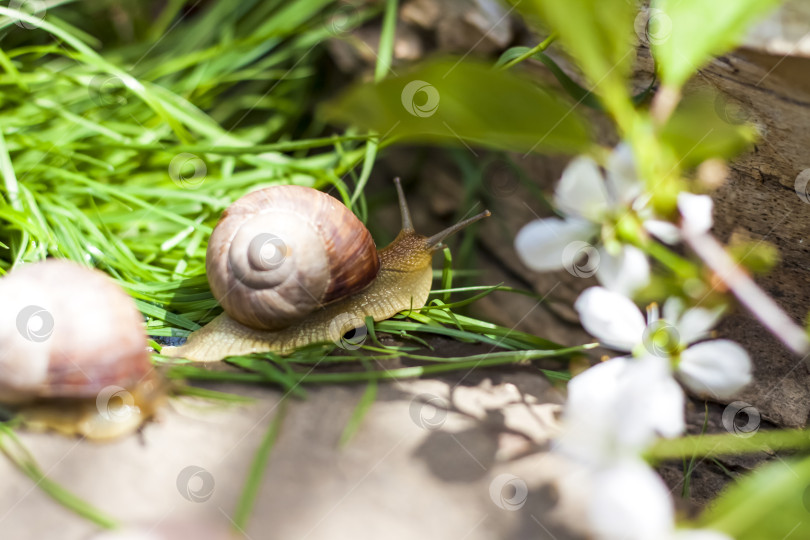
[0,259,164,440]
[162,179,490,362]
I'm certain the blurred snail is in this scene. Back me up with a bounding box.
[162,179,490,362]
[0,259,163,440]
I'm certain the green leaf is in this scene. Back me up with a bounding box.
[517,0,637,122]
[650,0,782,88]
[496,46,657,111]
[324,58,589,154]
[698,455,810,539]
[496,46,601,109]
[659,91,756,167]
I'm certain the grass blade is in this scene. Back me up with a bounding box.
[231,398,288,532]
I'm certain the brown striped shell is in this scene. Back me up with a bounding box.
[0,259,153,403]
[205,185,381,331]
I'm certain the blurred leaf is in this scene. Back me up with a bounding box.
[496,46,657,111]
[650,0,781,88]
[698,456,810,539]
[324,58,589,153]
[729,239,780,275]
[517,0,637,121]
[660,92,756,167]
[496,46,601,109]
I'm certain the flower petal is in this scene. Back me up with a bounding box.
[662,297,686,324]
[575,287,645,351]
[554,156,610,221]
[557,355,684,464]
[678,193,714,235]
[645,219,682,244]
[555,357,632,464]
[678,340,752,399]
[614,355,685,445]
[595,245,650,297]
[677,305,725,345]
[515,218,597,272]
[588,460,674,540]
[606,143,643,205]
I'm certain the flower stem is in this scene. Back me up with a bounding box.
[644,240,698,280]
[646,428,810,461]
[650,84,681,125]
[684,230,809,356]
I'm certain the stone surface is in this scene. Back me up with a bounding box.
[744,0,810,58]
[0,358,588,540]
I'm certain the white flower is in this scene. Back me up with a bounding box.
[515,145,650,296]
[574,287,752,399]
[645,192,715,244]
[678,192,714,235]
[555,355,685,466]
[588,460,674,540]
[587,460,733,540]
[575,286,646,350]
[676,340,753,399]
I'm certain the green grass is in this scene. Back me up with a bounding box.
[0,423,119,530]
[0,0,376,278]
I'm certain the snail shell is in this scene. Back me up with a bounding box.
[206,185,380,331]
[0,259,161,439]
[162,179,492,362]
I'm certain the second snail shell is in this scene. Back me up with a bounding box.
[206,185,381,331]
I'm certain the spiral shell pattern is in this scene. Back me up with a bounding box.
[206,185,380,331]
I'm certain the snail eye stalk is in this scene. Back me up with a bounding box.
[425,210,492,249]
[393,177,414,233]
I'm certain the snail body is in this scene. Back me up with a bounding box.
[0,259,163,440]
[163,180,489,362]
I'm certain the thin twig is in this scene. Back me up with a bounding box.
[684,230,809,356]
